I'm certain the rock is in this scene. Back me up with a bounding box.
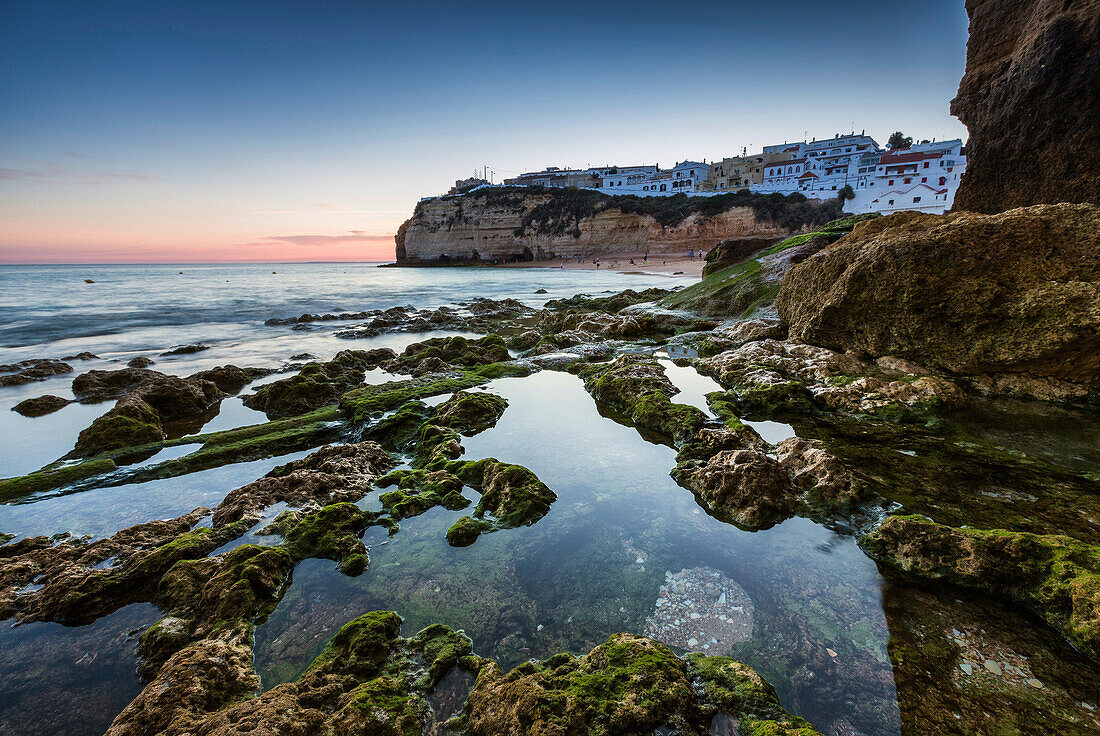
[951,0,1100,212]
[189,364,271,394]
[534,288,548,294]
[777,205,1100,387]
[113,611,473,736]
[466,632,821,736]
[243,349,395,417]
[672,448,797,529]
[62,352,98,361]
[12,394,70,417]
[73,374,224,456]
[578,354,708,445]
[702,236,783,276]
[127,356,155,368]
[861,515,1100,660]
[212,441,395,527]
[160,343,210,356]
[446,515,490,547]
[385,335,510,375]
[0,359,73,387]
[72,368,164,403]
[431,391,508,436]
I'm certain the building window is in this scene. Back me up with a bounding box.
[922,177,927,183]
[888,199,894,205]
[924,162,930,168]
[913,196,921,203]
[904,178,911,184]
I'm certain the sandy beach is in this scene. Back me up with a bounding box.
[486,250,708,277]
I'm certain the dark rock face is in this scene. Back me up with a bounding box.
[777,205,1100,386]
[161,343,211,356]
[951,0,1100,212]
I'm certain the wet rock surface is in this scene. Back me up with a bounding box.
[243,349,395,417]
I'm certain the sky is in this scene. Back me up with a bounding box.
[0,0,971,264]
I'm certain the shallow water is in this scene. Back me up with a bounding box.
[0,602,158,736]
[254,372,901,735]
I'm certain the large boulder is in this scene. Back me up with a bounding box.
[776,204,1100,385]
[951,0,1100,212]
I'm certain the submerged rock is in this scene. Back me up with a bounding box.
[127,356,155,368]
[385,334,511,374]
[11,394,70,417]
[644,567,754,655]
[777,205,1100,388]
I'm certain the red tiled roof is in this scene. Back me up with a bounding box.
[798,171,818,178]
[879,151,943,166]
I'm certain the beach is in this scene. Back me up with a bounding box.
[488,249,708,276]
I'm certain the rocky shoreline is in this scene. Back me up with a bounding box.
[1,199,1098,734]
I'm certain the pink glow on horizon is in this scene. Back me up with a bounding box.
[0,234,399,264]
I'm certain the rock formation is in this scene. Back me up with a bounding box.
[776,204,1100,386]
[951,0,1100,212]
[395,188,840,264]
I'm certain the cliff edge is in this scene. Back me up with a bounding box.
[394,187,846,265]
[951,0,1100,212]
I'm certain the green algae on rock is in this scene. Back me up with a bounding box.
[339,374,486,422]
[387,334,511,374]
[0,456,117,501]
[119,610,475,736]
[579,354,708,446]
[465,632,821,736]
[861,515,1100,661]
[432,390,509,436]
[446,515,492,547]
[243,348,396,417]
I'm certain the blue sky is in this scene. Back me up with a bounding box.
[0,0,971,262]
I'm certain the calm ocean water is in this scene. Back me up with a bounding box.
[0,262,691,355]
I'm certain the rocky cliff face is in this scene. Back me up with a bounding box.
[951,0,1100,212]
[776,204,1100,387]
[394,189,821,264]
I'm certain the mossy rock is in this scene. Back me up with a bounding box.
[339,375,485,423]
[446,515,491,547]
[432,391,508,436]
[390,335,510,373]
[378,469,470,521]
[0,457,117,502]
[579,355,708,446]
[861,515,1100,660]
[456,458,557,529]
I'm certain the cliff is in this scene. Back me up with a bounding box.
[951,0,1100,213]
[394,187,844,264]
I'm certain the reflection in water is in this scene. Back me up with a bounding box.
[255,372,900,736]
[0,450,311,540]
[0,603,159,736]
[883,582,1100,735]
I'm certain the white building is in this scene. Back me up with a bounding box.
[848,139,966,215]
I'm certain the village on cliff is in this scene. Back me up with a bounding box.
[442,131,966,217]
